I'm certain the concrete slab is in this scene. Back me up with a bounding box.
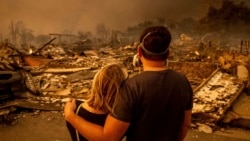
[232,92,250,119]
[222,92,250,128]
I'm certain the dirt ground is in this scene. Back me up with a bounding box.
[0,110,71,141]
[0,109,250,141]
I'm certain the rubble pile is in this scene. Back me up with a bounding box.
[0,45,22,71]
[168,62,217,89]
[1,42,250,132]
[0,44,139,114]
[191,69,245,133]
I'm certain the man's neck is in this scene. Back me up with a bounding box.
[142,59,167,71]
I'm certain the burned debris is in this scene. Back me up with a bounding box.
[1,36,250,133]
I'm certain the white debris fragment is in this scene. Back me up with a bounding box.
[197,123,213,133]
[61,98,71,103]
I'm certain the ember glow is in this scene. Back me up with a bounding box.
[194,50,200,56]
[29,48,33,54]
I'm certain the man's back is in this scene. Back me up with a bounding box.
[112,69,193,141]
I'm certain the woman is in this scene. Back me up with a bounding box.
[66,64,128,141]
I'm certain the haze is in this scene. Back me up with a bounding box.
[1,0,250,37]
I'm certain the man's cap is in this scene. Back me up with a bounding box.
[139,27,171,55]
[140,32,169,55]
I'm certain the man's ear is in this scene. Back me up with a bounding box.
[138,46,143,57]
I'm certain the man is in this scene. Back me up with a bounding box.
[64,25,193,141]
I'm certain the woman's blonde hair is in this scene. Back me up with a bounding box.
[87,64,128,113]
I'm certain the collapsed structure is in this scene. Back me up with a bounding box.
[0,37,250,133]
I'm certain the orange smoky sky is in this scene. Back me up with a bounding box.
[0,0,250,37]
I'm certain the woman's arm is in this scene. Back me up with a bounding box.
[64,99,129,141]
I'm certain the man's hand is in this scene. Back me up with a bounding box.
[64,99,77,120]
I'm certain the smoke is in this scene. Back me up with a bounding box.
[0,0,250,37]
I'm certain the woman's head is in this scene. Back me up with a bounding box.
[87,64,128,113]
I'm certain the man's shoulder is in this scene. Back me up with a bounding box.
[167,69,188,78]
[127,69,184,79]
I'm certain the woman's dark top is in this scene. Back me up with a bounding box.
[66,100,107,141]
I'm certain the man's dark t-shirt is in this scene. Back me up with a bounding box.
[111,70,193,141]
